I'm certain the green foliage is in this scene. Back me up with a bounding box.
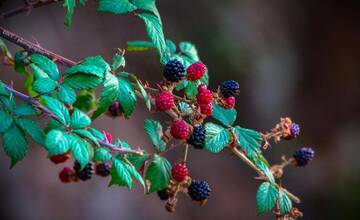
[69,134,90,168]
[117,77,137,118]
[64,0,76,27]
[145,154,171,193]
[278,189,292,215]
[14,51,28,74]
[62,74,103,90]
[42,96,70,125]
[211,101,237,127]
[29,54,59,80]
[127,41,154,51]
[73,91,97,112]
[16,118,45,145]
[184,80,200,100]
[98,0,137,14]
[255,159,275,183]
[2,124,28,167]
[58,84,76,105]
[0,81,9,96]
[33,78,58,94]
[64,56,109,78]
[73,129,99,147]
[134,79,151,110]
[94,148,112,162]
[111,51,126,71]
[110,157,134,189]
[70,108,91,129]
[204,123,231,153]
[179,42,199,61]
[0,110,13,133]
[127,151,148,169]
[132,0,160,18]
[234,126,262,155]
[14,103,37,116]
[256,182,279,215]
[45,129,70,155]
[143,119,166,152]
[89,127,105,140]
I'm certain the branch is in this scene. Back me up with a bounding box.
[230,147,301,204]
[0,0,62,19]
[0,26,76,66]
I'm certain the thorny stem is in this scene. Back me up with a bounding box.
[0,0,62,19]
[230,146,301,204]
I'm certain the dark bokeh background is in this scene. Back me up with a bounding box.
[1,0,360,219]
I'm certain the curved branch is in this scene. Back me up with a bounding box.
[0,0,62,19]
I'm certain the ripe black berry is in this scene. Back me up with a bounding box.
[157,188,171,201]
[220,80,240,98]
[290,123,300,138]
[74,161,93,181]
[188,180,211,201]
[95,163,110,177]
[293,147,314,167]
[187,125,206,149]
[163,59,185,82]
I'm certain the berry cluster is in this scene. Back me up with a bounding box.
[196,84,213,116]
[74,161,93,181]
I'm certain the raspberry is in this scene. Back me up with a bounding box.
[50,153,70,164]
[74,161,93,181]
[59,167,75,183]
[199,103,213,116]
[102,130,113,144]
[220,80,240,98]
[157,188,171,201]
[196,85,213,105]
[188,180,211,201]
[170,120,190,140]
[187,124,206,149]
[171,162,189,182]
[107,101,123,117]
[187,62,206,81]
[290,123,300,138]
[223,96,235,109]
[293,147,314,167]
[163,59,185,82]
[155,91,175,112]
[95,163,110,177]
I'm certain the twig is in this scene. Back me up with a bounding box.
[0,0,62,19]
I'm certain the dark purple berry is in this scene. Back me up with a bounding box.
[95,163,110,177]
[290,123,300,138]
[187,125,206,149]
[163,59,185,82]
[157,188,171,201]
[188,180,211,201]
[293,147,314,167]
[107,101,124,117]
[220,80,240,98]
[74,161,93,181]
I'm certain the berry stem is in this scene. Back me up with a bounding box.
[230,146,301,204]
[183,143,189,162]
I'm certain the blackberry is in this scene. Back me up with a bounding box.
[157,188,171,201]
[95,163,110,177]
[220,80,240,98]
[188,180,211,201]
[187,125,206,149]
[290,123,300,138]
[74,161,93,181]
[107,101,124,117]
[163,59,185,82]
[293,147,314,167]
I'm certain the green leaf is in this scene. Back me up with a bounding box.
[42,96,70,125]
[69,134,90,168]
[234,126,262,155]
[58,84,76,105]
[111,51,126,71]
[127,40,155,51]
[63,74,103,90]
[44,119,63,133]
[179,42,199,61]
[132,0,160,18]
[64,56,109,78]
[92,72,119,120]
[256,182,279,215]
[93,148,112,162]
[200,69,209,86]
[71,108,91,129]
[29,54,59,80]
[14,103,37,116]
[33,78,57,94]
[31,63,48,79]
[143,119,166,152]
[14,51,28,74]
[0,80,9,96]
[24,72,38,97]
[127,152,148,170]
[45,129,70,155]
[0,93,16,111]
[134,80,151,110]
[89,127,105,140]
[211,101,237,127]
[166,39,176,55]
[178,102,193,115]
[16,118,45,145]
[64,0,76,27]
[110,157,133,189]
[117,77,136,118]
[73,91,97,112]
[0,110,13,133]
[2,124,28,167]
[175,79,188,91]
[204,122,231,153]
[125,162,145,190]
[80,0,87,6]
[255,158,275,183]
[184,80,200,100]
[73,129,99,146]
[137,13,167,61]
[145,154,171,193]
[279,190,292,215]
[98,0,137,14]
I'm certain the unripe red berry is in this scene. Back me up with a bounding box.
[59,167,75,183]
[170,120,190,140]
[102,130,113,144]
[171,162,189,182]
[200,103,213,116]
[196,84,213,105]
[223,96,235,109]
[198,84,207,92]
[155,91,175,112]
[187,62,206,81]
[50,153,70,164]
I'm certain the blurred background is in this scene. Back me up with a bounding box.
[0,0,360,219]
